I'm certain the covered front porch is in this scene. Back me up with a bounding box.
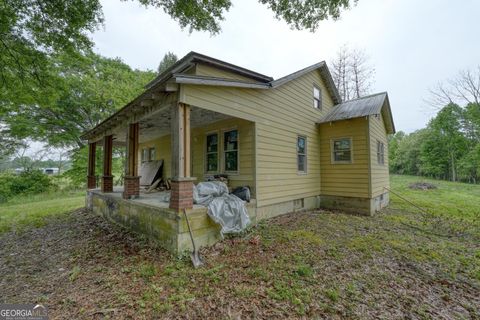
[82,90,257,253]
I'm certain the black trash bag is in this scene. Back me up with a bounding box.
[231,186,251,202]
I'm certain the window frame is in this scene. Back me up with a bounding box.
[141,148,149,162]
[331,137,353,164]
[313,85,322,110]
[297,135,307,174]
[223,129,239,174]
[148,147,156,161]
[377,140,385,165]
[205,131,219,173]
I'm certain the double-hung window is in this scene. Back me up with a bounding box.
[141,148,148,162]
[332,138,352,163]
[224,130,238,172]
[206,133,218,172]
[148,147,156,161]
[313,86,322,109]
[377,141,385,165]
[297,136,307,173]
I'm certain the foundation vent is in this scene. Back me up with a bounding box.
[294,198,304,210]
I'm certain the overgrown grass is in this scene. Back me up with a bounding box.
[1,175,480,318]
[389,174,480,221]
[0,191,84,233]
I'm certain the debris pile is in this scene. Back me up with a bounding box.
[408,182,437,190]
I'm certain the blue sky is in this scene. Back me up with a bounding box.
[91,0,480,133]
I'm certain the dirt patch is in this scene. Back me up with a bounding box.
[1,208,479,319]
[409,182,438,190]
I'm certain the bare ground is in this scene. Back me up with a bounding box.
[1,208,479,319]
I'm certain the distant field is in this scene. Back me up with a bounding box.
[0,191,85,233]
[389,174,480,222]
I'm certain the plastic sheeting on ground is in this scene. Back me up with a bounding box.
[194,182,250,235]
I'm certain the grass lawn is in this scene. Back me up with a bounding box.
[389,174,480,221]
[0,175,479,319]
[0,191,85,233]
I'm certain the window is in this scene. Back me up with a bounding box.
[224,130,238,172]
[141,148,148,162]
[297,136,307,172]
[149,147,156,161]
[377,141,385,165]
[332,138,352,163]
[313,86,322,109]
[206,133,218,172]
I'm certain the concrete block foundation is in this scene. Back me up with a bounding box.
[86,188,390,254]
[319,192,390,216]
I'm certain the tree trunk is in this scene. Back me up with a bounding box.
[451,152,456,182]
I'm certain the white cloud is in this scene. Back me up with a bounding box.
[91,0,480,133]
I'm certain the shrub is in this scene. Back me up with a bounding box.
[11,170,56,194]
[0,170,57,202]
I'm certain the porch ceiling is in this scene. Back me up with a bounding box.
[112,106,232,143]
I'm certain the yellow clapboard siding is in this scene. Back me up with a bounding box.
[191,117,255,195]
[195,63,260,82]
[139,135,172,178]
[319,117,370,198]
[369,114,390,196]
[183,68,334,206]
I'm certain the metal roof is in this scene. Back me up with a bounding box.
[317,92,395,134]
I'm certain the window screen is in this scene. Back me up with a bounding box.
[224,130,238,172]
[206,133,218,172]
[332,138,352,163]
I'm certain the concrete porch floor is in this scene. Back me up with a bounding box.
[86,187,257,254]
[89,186,206,209]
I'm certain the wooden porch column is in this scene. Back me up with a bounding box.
[123,123,140,199]
[101,135,114,193]
[170,103,195,210]
[87,142,97,189]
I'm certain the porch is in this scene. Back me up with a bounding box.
[82,90,257,254]
[86,187,257,253]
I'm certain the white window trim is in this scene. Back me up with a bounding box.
[313,84,322,110]
[377,140,385,165]
[331,137,353,164]
[297,135,307,174]
[205,130,220,174]
[222,128,240,174]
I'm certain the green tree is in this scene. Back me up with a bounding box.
[4,52,155,148]
[388,131,405,173]
[420,104,468,181]
[392,130,427,176]
[1,0,356,101]
[158,52,178,73]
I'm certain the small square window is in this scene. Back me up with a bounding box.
[332,138,352,163]
[313,86,321,109]
[297,136,307,172]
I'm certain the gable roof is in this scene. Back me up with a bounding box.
[146,51,273,89]
[270,62,341,104]
[317,92,396,134]
[81,52,346,140]
[147,51,341,104]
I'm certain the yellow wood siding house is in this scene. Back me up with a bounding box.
[82,52,395,253]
